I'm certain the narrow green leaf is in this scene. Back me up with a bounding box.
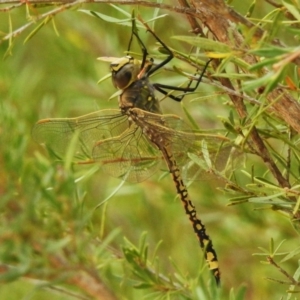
[94,175,127,208]
[79,10,132,26]
[188,153,207,170]
[220,118,238,134]
[172,36,232,52]
[134,283,154,289]
[249,47,290,57]
[201,140,212,169]
[265,70,285,93]
[94,227,121,257]
[227,196,250,206]
[51,17,59,36]
[248,195,288,205]
[280,246,300,263]
[242,72,274,92]
[273,239,287,255]
[248,57,279,71]
[249,176,279,188]
[181,102,199,130]
[24,16,51,44]
[292,262,300,281]
[64,130,80,171]
[4,13,13,58]
[46,237,71,253]
[213,73,256,80]
[97,72,112,85]
[246,0,256,17]
[270,237,274,254]
[109,4,132,17]
[75,165,99,183]
[283,1,300,21]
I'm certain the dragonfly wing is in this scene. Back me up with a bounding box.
[128,108,239,181]
[32,109,129,161]
[92,126,162,183]
[183,139,242,181]
[129,109,195,164]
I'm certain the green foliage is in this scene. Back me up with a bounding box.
[1,1,300,300]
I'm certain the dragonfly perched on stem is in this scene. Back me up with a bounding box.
[33,15,224,284]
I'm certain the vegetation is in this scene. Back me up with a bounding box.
[1,1,300,299]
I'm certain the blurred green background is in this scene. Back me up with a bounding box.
[0,1,299,299]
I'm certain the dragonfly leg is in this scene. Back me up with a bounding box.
[137,16,212,102]
[153,59,212,102]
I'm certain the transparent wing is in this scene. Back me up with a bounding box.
[93,125,162,183]
[128,108,196,163]
[32,109,163,183]
[32,107,238,183]
[128,108,239,181]
[32,109,128,161]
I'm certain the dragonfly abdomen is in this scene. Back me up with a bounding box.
[160,146,220,284]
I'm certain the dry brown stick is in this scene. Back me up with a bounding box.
[265,0,281,8]
[0,246,117,300]
[219,77,290,188]
[48,254,117,300]
[267,88,300,135]
[177,0,204,35]
[44,243,117,300]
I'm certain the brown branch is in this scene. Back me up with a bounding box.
[184,0,293,189]
[267,256,300,286]
[0,250,117,300]
[0,0,194,13]
[49,255,117,300]
[267,88,300,135]
[0,0,199,45]
[176,0,204,35]
[0,1,81,44]
[0,2,23,11]
[219,78,290,188]
[265,0,281,8]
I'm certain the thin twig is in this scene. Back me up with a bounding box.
[265,0,282,8]
[0,0,82,44]
[267,256,300,286]
[0,2,23,11]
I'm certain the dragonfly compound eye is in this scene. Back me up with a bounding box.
[111,56,141,90]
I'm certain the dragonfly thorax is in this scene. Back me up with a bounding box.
[111,56,162,114]
[119,76,162,114]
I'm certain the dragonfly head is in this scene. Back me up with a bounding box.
[110,56,141,90]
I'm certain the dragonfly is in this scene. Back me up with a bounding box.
[32,17,222,284]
